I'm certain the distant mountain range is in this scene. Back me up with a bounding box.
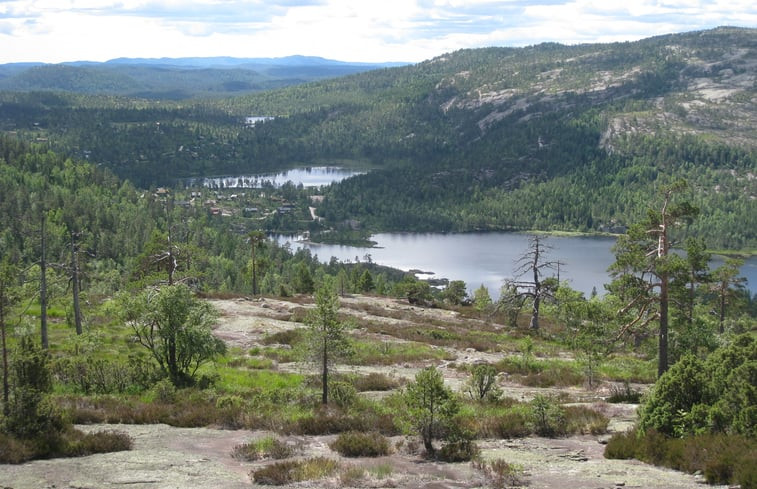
[0,56,408,99]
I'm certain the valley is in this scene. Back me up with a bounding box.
[0,26,755,489]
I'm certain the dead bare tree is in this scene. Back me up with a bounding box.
[510,235,560,330]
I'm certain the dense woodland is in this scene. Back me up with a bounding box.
[0,26,755,488]
[1,27,755,249]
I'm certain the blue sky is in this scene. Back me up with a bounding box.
[1,1,755,64]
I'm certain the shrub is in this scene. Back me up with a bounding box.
[473,459,525,489]
[607,382,642,403]
[564,405,609,435]
[232,436,294,461]
[605,430,757,488]
[464,364,501,401]
[0,428,132,463]
[67,429,133,456]
[285,405,401,436]
[529,395,565,437]
[639,335,756,438]
[404,366,460,454]
[261,329,304,346]
[329,381,357,409]
[437,440,479,462]
[330,431,391,457]
[518,363,584,388]
[339,465,366,486]
[215,394,244,409]
[352,372,402,392]
[53,355,158,395]
[116,284,226,387]
[287,410,358,435]
[0,432,35,464]
[152,379,177,404]
[251,457,339,485]
[5,337,68,441]
[478,410,532,438]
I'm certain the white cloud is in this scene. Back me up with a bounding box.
[0,0,754,63]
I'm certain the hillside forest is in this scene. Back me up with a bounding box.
[0,26,755,489]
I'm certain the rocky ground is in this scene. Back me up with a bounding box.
[1,295,726,489]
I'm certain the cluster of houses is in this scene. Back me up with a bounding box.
[152,187,303,219]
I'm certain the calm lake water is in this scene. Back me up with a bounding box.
[276,232,757,299]
[187,167,365,189]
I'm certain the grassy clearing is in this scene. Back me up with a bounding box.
[204,364,304,395]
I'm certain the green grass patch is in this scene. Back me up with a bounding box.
[495,356,585,387]
[259,346,300,363]
[207,365,304,395]
[348,339,454,365]
[598,355,656,383]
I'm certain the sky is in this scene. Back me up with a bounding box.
[1,1,756,64]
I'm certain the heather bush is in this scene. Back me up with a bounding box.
[473,459,525,488]
[475,409,532,438]
[65,429,133,456]
[0,432,35,463]
[437,439,479,462]
[352,372,402,392]
[151,378,177,404]
[330,431,391,457]
[252,457,339,485]
[284,403,400,436]
[53,355,159,394]
[605,429,757,488]
[607,382,642,403]
[563,405,609,435]
[232,436,295,461]
[329,381,357,408]
[0,427,132,463]
[603,428,638,459]
[261,329,304,346]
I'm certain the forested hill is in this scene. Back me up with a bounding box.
[1,27,755,249]
[0,56,403,99]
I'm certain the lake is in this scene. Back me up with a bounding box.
[187,167,365,189]
[275,232,757,299]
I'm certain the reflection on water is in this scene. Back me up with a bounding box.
[187,167,365,189]
[274,232,756,300]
